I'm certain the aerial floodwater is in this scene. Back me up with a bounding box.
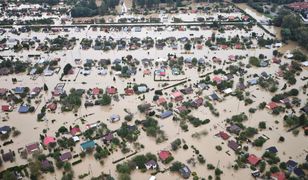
[0,0,307,180]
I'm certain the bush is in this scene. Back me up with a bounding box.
[72,160,82,166]
[207,164,215,170]
[259,122,266,129]
[215,145,222,151]
[183,144,188,150]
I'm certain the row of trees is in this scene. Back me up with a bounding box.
[71,0,120,17]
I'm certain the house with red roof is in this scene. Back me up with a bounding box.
[70,127,81,136]
[220,45,228,50]
[107,87,117,95]
[235,44,242,49]
[272,57,281,64]
[196,44,203,50]
[125,88,134,96]
[175,106,188,114]
[213,76,223,84]
[157,96,167,105]
[228,16,235,21]
[266,102,278,110]
[159,150,172,162]
[43,136,56,146]
[47,103,57,111]
[170,91,183,102]
[247,154,261,166]
[242,15,249,21]
[271,171,286,180]
[143,69,151,75]
[92,87,100,95]
[2,105,13,112]
[228,55,236,61]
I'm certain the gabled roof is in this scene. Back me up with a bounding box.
[159,150,171,161]
[80,140,95,151]
[266,146,278,153]
[14,87,25,94]
[271,171,285,180]
[160,111,173,119]
[228,140,240,151]
[266,102,278,110]
[247,154,261,166]
[60,152,72,161]
[2,151,14,162]
[26,142,39,153]
[1,105,12,112]
[41,160,52,170]
[286,160,297,168]
[70,127,81,136]
[216,131,230,140]
[18,105,29,113]
[43,136,56,146]
[293,167,305,177]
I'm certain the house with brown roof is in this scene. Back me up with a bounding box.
[60,152,72,162]
[227,124,241,135]
[191,97,203,108]
[2,151,14,162]
[228,140,241,151]
[216,131,230,140]
[26,142,40,154]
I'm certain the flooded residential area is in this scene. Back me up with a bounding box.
[0,0,307,180]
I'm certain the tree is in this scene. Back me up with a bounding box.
[281,28,291,41]
[170,161,183,172]
[119,173,131,180]
[2,171,16,180]
[184,42,192,51]
[44,83,48,91]
[100,94,112,106]
[282,14,301,30]
[63,63,72,75]
[63,162,71,171]
[116,163,131,174]
[29,160,41,178]
[259,122,266,129]
[249,57,260,67]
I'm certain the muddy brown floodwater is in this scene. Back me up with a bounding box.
[0,6,308,180]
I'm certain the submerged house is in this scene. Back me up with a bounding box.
[80,140,95,151]
[26,142,40,154]
[144,160,158,170]
[170,91,183,102]
[227,124,241,134]
[209,93,219,101]
[179,165,191,179]
[159,150,172,162]
[60,152,72,162]
[228,140,241,151]
[160,111,173,119]
[18,105,30,113]
[247,154,261,166]
[110,114,120,123]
